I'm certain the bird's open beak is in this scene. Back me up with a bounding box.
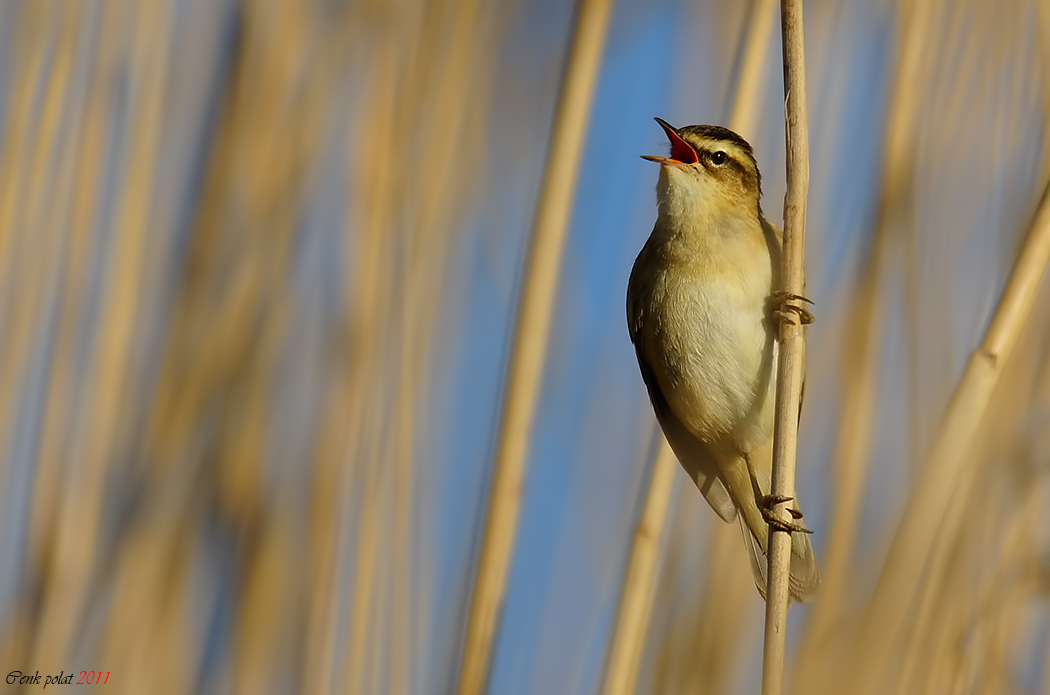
[641,117,699,166]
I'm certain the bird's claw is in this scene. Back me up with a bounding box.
[770,291,815,326]
[759,495,813,534]
[777,292,814,305]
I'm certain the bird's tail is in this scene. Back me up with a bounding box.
[738,503,819,602]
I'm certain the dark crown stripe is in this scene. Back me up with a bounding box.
[677,124,754,155]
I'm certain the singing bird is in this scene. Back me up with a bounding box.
[627,118,818,601]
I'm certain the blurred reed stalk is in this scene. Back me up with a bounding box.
[1040,0,1050,181]
[885,5,1044,692]
[893,395,1046,694]
[34,0,172,670]
[793,0,933,688]
[853,175,1050,694]
[1,0,96,664]
[761,0,810,693]
[328,0,498,691]
[651,506,758,693]
[14,0,114,669]
[99,1,332,690]
[455,0,614,692]
[315,12,405,693]
[600,1,776,692]
[601,437,677,695]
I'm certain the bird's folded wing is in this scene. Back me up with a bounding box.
[633,346,737,523]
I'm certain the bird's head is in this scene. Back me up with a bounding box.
[643,118,763,224]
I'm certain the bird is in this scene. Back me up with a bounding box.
[626,117,819,602]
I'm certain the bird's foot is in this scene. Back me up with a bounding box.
[759,494,813,534]
[770,291,815,326]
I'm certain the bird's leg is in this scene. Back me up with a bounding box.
[769,290,815,326]
[758,495,812,534]
[741,451,764,502]
[759,494,813,534]
[742,450,813,534]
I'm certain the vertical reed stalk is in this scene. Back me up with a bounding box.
[727,0,777,139]
[455,1,614,692]
[389,0,495,687]
[762,1,810,693]
[601,438,677,695]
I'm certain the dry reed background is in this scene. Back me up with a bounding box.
[0,0,1048,694]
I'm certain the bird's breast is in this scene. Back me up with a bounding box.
[641,245,776,447]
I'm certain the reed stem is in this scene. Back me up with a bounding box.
[455,1,614,692]
[762,1,810,693]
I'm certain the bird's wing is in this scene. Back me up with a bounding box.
[639,351,737,522]
[627,247,736,523]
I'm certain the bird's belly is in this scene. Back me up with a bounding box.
[649,280,775,448]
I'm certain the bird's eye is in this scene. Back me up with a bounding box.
[710,151,727,166]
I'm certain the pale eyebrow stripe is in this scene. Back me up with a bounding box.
[691,139,749,162]
[691,142,752,172]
